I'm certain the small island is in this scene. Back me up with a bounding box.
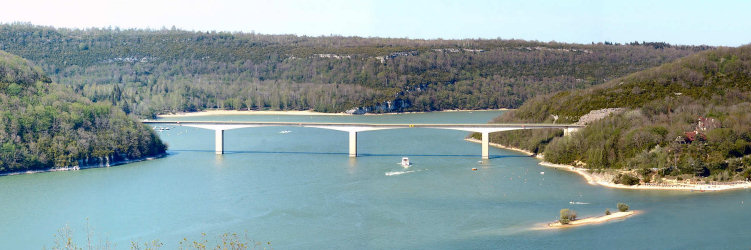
[547,211,638,228]
[542,203,639,229]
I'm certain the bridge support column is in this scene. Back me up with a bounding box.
[349,131,357,157]
[482,132,489,159]
[215,129,224,154]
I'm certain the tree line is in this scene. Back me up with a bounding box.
[0,23,711,117]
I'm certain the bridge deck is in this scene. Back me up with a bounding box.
[142,120,583,159]
[142,120,584,129]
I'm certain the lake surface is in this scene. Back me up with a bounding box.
[1,111,750,249]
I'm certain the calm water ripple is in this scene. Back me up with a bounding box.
[0,111,749,249]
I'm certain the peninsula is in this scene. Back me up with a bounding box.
[0,50,166,175]
[481,44,751,190]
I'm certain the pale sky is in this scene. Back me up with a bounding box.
[1,0,749,46]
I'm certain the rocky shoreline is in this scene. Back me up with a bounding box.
[0,153,167,177]
[465,138,751,192]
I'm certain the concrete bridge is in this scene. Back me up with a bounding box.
[142,121,583,159]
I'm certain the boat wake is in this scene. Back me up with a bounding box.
[569,201,590,205]
[385,170,415,176]
[385,169,425,176]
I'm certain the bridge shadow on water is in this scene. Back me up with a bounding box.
[167,149,529,159]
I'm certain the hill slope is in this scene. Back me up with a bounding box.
[0,50,166,173]
[0,23,709,117]
[486,44,751,182]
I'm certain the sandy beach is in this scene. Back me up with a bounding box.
[538,161,751,192]
[466,138,751,192]
[544,211,638,229]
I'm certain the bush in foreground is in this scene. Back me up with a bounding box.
[617,202,630,212]
[47,223,270,250]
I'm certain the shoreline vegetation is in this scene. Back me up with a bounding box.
[0,153,167,177]
[465,138,751,192]
[156,108,511,118]
[542,211,639,229]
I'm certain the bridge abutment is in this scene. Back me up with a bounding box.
[563,127,580,137]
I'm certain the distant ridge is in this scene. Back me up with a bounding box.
[0,23,709,117]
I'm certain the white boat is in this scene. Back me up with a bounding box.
[401,157,410,167]
[154,126,171,131]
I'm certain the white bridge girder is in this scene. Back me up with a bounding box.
[147,121,581,158]
[429,127,527,159]
[307,126,394,157]
[182,124,269,154]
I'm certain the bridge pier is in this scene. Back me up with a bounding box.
[481,132,489,159]
[349,131,357,157]
[215,129,224,154]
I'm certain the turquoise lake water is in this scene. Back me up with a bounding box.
[0,111,749,249]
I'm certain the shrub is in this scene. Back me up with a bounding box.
[617,202,629,212]
[642,172,652,183]
[613,173,640,185]
[605,208,611,215]
[559,208,577,224]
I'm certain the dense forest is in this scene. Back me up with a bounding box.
[483,44,751,182]
[0,50,166,173]
[0,23,711,117]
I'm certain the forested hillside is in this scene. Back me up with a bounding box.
[0,50,166,173]
[485,44,751,182]
[0,23,710,117]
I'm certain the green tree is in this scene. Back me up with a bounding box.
[559,208,577,224]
